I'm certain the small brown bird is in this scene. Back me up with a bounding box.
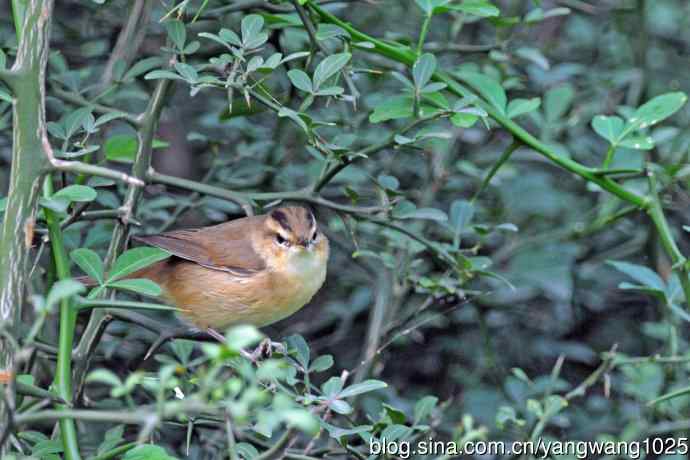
[129,206,329,331]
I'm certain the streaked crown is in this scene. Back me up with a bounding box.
[265,206,319,248]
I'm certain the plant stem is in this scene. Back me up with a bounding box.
[44,177,82,460]
[416,14,431,55]
[0,3,55,453]
[71,79,171,399]
[646,171,690,309]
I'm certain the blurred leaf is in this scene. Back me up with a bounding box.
[609,261,665,291]
[414,396,438,424]
[46,279,85,311]
[53,185,97,203]
[457,71,506,114]
[309,355,334,372]
[413,53,437,89]
[313,53,351,90]
[370,95,413,123]
[123,445,179,460]
[287,69,313,93]
[104,134,137,163]
[629,92,687,129]
[339,379,387,398]
[108,247,171,282]
[447,0,500,17]
[544,84,575,122]
[70,248,104,285]
[225,324,264,351]
[165,19,186,50]
[108,278,162,297]
[286,334,310,369]
[592,115,624,144]
[395,207,448,222]
[507,97,541,118]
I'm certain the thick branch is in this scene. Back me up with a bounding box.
[0,2,54,455]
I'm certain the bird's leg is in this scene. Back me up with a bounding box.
[249,338,287,361]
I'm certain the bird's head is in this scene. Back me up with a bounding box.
[260,206,328,270]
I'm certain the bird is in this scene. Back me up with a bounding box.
[120,206,329,333]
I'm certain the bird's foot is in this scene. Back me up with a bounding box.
[238,338,286,363]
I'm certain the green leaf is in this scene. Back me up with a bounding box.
[70,248,104,285]
[618,135,655,150]
[456,71,507,114]
[447,0,500,17]
[524,7,571,23]
[97,425,125,456]
[46,279,85,311]
[144,69,185,81]
[165,19,186,50]
[64,107,93,138]
[108,278,162,297]
[451,112,479,127]
[174,62,198,82]
[369,95,413,123]
[309,355,334,372]
[241,14,264,43]
[85,368,122,387]
[449,199,474,243]
[225,324,264,351]
[591,115,624,144]
[316,23,350,41]
[395,207,448,222]
[219,28,242,47]
[322,376,344,396]
[381,424,413,441]
[123,444,179,460]
[122,57,165,82]
[287,69,313,93]
[53,185,97,203]
[412,53,437,89]
[507,97,541,118]
[286,334,310,368]
[104,134,138,163]
[608,260,665,291]
[544,84,574,122]
[414,395,438,424]
[338,379,387,398]
[312,53,351,90]
[629,92,688,129]
[328,399,353,414]
[108,247,171,282]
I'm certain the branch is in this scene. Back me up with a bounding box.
[646,170,690,309]
[72,79,171,399]
[0,2,55,456]
[48,158,144,187]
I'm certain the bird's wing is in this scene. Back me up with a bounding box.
[133,216,267,276]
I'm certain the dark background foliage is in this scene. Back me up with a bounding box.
[1,0,689,459]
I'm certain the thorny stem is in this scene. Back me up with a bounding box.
[71,79,171,398]
[0,1,54,456]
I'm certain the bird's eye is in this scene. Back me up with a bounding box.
[275,234,289,246]
[310,230,318,242]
